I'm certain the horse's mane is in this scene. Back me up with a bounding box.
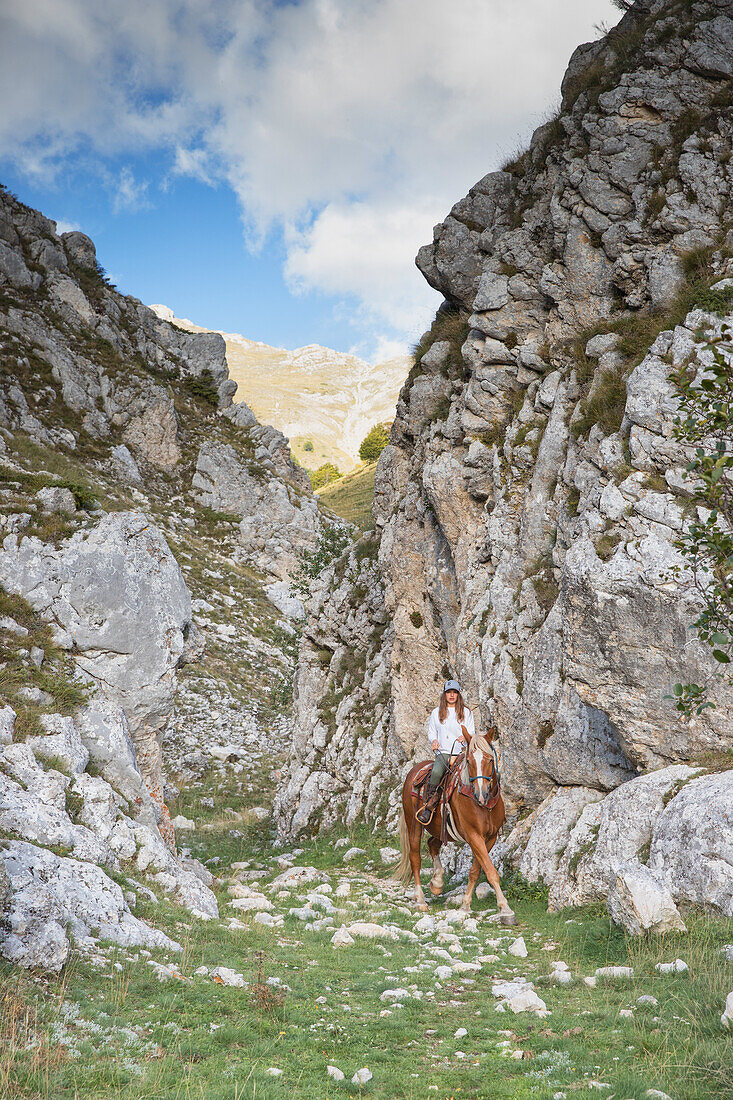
[470,733,494,756]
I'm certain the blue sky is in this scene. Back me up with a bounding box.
[0,0,621,361]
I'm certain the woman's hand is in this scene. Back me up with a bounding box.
[431,739,439,751]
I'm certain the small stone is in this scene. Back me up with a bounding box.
[475,883,491,900]
[379,846,400,865]
[645,1091,673,1100]
[266,1068,283,1077]
[331,925,355,947]
[654,959,688,974]
[721,991,733,1031]
[584,976,598,988]
[335,882,351,897]
[619,1008,634,1018]
[327,1065,345,1080]
[595,966,634,979]
[171,815,196,831]
[454,1027,467,1039]
[380,988,409,1002]
[343,847,366,862]
[638,995,658,1006]
[29,646,44,668]
[351,1067,372,1085]
[210,966,246,987]
[508,936,528,958]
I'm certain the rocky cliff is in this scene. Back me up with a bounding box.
[0,183,326,965]
[277,0,733,917]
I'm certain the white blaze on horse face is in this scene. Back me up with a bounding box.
[472,744,486,801]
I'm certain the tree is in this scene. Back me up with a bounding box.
[359,422,390,463]
[667,325,733,716]
[310,463,341,490]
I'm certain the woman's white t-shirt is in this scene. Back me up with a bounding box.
[428,705,475,755]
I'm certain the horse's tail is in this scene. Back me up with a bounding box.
[389,808,413,885]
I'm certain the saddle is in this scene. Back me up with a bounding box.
[412,740,501,842]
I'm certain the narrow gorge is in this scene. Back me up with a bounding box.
[0,1,732,1097]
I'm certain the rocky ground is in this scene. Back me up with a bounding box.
[4,742,733,1099]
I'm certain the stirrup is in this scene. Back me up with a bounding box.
[416,803,435,825]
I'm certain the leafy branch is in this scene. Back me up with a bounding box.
[666,324,733,716]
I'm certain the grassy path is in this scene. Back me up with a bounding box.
[2,772,732,1099]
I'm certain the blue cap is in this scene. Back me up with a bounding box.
[443,680,460,693]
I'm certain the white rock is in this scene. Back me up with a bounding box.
[347,922,397,941]
[607,862,687,936]
[414,915,436,934]
[508,936,528,957]
[434,965,453,981]
[335,882,351,897]
[230,896,274,912]
[507,990,548,1015]
[655,959,688,974]
[380,988,409,1002]
[327,1065,345,1080]
[0,705,15,745]
[595,966,634,979]
[210,966,247,987]
[721,991,733,1030]
[266,1068,283,1077]
[28,714,89,776]
[331,925,355,947]
[454,1027,467,1038]
[343,847,366,862]
[584,976,597,988]
[379,846,400,865]
[351,1067,372,1085]
[0,840,179,970]
[638,995,658,1006]
[270,865,327,889]
[475,882,491,900]
[645,1091,673,1100]
[171,815,195,831]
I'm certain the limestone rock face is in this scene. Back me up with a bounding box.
[0,511,191,805]
[193,439,323,579]
[278,0,733,846]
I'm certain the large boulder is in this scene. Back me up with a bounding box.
[607,862,687,935]
[649,770,733,917]
[0,840,180,971]
[0,511,192,805]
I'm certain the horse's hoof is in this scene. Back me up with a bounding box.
[500,910,517,927]
[429,882,443,897]
[418,903,429,913]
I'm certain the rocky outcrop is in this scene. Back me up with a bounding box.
[192,430,323,578]
[279,0,733,859]
[0,185,328,967]
[0,511,191,817]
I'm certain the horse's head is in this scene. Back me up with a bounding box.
[464,731,498,806]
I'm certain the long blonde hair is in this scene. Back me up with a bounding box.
[438,690,465,723]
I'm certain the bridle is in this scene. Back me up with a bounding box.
[466,738,500,806]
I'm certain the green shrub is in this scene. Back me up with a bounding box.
[358,423,390,463]
[310,463,341,490]
[409,611,423,629]
[303,441,314,452]
[183,368,219,407]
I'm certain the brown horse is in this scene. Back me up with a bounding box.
[392,732,516,925]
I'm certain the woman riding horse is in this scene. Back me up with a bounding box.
[393,679,516,925]
[417,679,474,824]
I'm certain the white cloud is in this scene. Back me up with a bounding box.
[0,0,622,347]
[54,218,81,235]
[112,167,150,213]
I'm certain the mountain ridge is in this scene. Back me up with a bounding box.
[150,303,409,472]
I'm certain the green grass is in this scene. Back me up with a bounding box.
[3,783,731,1100]
[317,463,376,530]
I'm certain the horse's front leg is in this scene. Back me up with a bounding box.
[471,836,516,926]
[427,834,444,897]
[460,856,482,911]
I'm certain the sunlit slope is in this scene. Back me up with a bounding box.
[150,305,407,472]
[317,462,377,530]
